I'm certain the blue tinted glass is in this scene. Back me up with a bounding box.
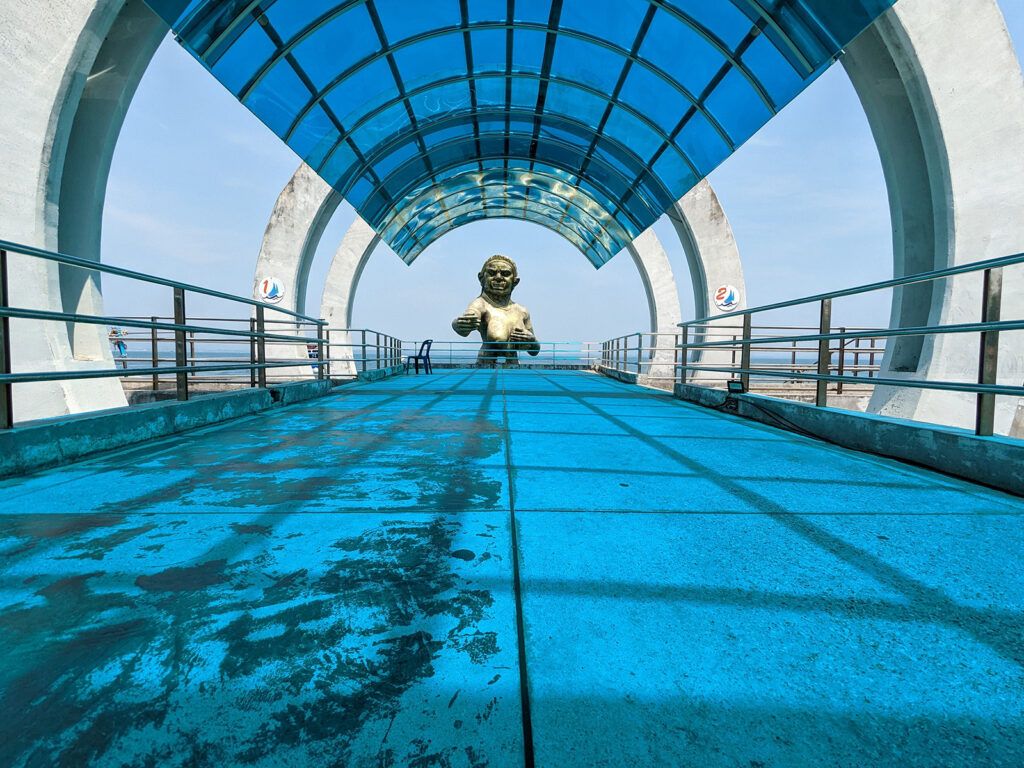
[742,33,806,106]
[559,0,646,51]
[704,67,773,144]
[472,29,506,73]
[244,62,312,136]
[291,6,379,90]
[513,0,553,25]
[211,22,274,94]
[675,112,730,175]
[475,76,506,107]
[640,10,725,96]
[264,0,341,43]
[375,0,460,44]
[619,64,689,135]
[602,106,663,163]
[469,0,508,22]
[289,104,338,167]
[665,0,754,49]
[323,58,396,127]
[156,0,898,266]
[348,102,410,156]
[550,36,624,94]
[410,81,471,123]
[394,34,466,89]
[512,29,547,73]
[544,82,606,128]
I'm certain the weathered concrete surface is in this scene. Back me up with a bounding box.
[844,0,1024,431]
[0,0,164,420]
[624,228,682,385]
[666,181,747,385]
[0,380,332,478]
[2,370,1023,767]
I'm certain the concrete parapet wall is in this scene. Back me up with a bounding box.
[0,380,335,478]
[674,383,1024,497]
[596,366,639,386]
[357,365,407,383]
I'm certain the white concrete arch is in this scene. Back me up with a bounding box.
[0,0,165,421]
[842,0,1024,432]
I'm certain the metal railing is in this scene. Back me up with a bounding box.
[678,252,1024,436]
[0,240,327,428]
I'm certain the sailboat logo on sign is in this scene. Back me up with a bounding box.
[714,285,740,311]
[257,277,285,304]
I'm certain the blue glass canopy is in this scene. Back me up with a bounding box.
[146,0,897,265]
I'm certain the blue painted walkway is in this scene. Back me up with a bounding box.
[1,370,1022,767]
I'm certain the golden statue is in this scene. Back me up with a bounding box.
[452,254,540,365]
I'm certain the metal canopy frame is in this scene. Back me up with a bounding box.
[147,0,897,265]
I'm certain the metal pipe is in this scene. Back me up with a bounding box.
[256,305,267,389]
[173,288,188,401]
[740,315,752,391]
[317,321,326,381]
[0,250,12,428]
[150,316,159,391]
[976,268,1003,436]
[249,318,257,388]
[816,299,832,407]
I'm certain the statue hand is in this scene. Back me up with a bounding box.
[454,312,481,333]
[509,329,535,344]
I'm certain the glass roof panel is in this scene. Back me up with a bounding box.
[148,0,898,266]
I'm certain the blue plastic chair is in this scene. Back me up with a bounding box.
[407,339,433,374]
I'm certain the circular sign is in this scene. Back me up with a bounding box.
[256,276,285,304]
[713,284,740,311]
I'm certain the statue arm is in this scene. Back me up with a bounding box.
[452,299,483,337]
[523,313,540,356]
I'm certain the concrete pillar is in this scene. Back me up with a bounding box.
[0,0,164,421]
[319,217,381,377]
[666,181,747,385]
[844,0,1024,433]
[624,228,682,386]
[252,163,342,377]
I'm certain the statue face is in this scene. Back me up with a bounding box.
[480,259,518,299]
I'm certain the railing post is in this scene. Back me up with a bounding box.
[853,337,861,378]
[249,318,257,387]
[740,314,752,392]
[636,332,642,375]
[0,250,13,429]
[815,299,832,407]
[317,320,326,380]
[679,326,688,385]
[376,331,381,370]
[361,330,367,372]
[976,267,1003,437]
[256,305,267,388]
[150,316,159,391]
[837,327,847,394]
[173,287,189,401]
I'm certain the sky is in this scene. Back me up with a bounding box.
[102,1,1024,342]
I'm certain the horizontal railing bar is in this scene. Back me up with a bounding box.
[0,360,326,384]
[0,308,317,344]
[0,239,323,325]
[681,251,1024,327]
[679,364,1024,397]
[677,318,1023,349]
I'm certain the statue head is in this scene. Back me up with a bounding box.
[478,254,519,302]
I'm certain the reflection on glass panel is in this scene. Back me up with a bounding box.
[665,0,754,50]
[559,0,646,51]
[741,33,805,106]
[475,76,506,107]
[472,29,507,73]
[264,0,340,43]
[619,64,690,135]
[512,29,547,73]
[211,22,275,94]
[550,36,624,95]
[374,0,460,44]
[675,111,730,175]
[410,81,472,123]
[704,67,773,145]
[640,10,725,96]
[322,58,395,128]
[289,105,339,168]
[244,61,312,136]
[393,34,466,89]
[602,106,664,163]
[291,7,379,90]
[544,82,607,129]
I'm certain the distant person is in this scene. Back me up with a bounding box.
[108,327,128,369]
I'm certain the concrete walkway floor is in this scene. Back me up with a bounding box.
[1,369,1023,767]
